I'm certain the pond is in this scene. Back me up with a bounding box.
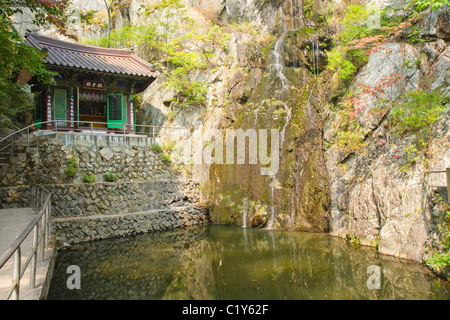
[48,224,450,300]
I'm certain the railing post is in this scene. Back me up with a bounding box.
[34,186,37,209]
[40,212,46,262]
[40,190,44,212]
[12,247,21,300]
[30,224,38,289]
[45,199,50,246]
[46,193,52,246]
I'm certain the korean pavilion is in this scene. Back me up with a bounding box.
[24,32,158,132]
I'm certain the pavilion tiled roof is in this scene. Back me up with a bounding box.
[25,32,158,79]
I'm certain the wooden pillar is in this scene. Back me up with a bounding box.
[69,87,75,129]
[446,168,450,203]
[129,84,136,134]
[45,90,53,130]
[129,97,135,134]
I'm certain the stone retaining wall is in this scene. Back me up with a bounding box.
[42,180,200,218]
[1,133,177,187]
[53,205,209,245]
[0,180,207,245]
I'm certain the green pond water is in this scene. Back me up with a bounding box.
[48,224,450,300]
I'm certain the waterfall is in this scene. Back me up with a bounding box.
[268,187,275,229]
[265,30,293,231]
[311,34,320,79]
[266,104,290,230]
[280,103,291,152]
[242,198,248,228]
[272,36,288,96]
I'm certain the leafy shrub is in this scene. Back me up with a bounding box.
[391,91,448,136]
[82,173,96,183]
[162,140,177,153]
[103,172,118,182]
[414,0,450,11]
[151,144,163,153]
[66,156,78,178]
[161,153,171,163]
[427,253,450,272]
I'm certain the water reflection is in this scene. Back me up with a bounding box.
[48,225,450,300]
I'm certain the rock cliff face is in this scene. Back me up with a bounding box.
[324,7,450,262]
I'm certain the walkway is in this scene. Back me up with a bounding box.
[0,208,55,300]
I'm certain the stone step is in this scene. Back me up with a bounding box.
[0,154,11,163]
[0,151,27,168]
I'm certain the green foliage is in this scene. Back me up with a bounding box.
[82,173,96,183]
[391,91,448,135]
[162,42,208,106]
[161,153,171,163]
[337,130,365,154]
[427,208,450,273]
[332,94,366,154]
[414,0,450,11]
[151,143,163,153]
[328,50,357,82]
[65,156,78,178]
[427,252,450,272]
[337,4,374,44]
[325,3,420,87]
[78,9,97,25]
[401,143,420,171]
[103,172,118,182]
[346,235,362,247]
[83,22,158,50]
[0,0,66,132]
[326,4,375,86]
[162,140,177,154]
[390,90,448,169]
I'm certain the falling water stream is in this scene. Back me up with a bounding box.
[242,198,248,228]
[266,32,292,230]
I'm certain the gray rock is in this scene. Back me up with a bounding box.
[100,147,114,161]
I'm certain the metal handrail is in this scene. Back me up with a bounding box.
[425,169,450,203]
[0,186,52,300]
[425,170,447,188]
[0,120,186,154]
[0,121,54,154]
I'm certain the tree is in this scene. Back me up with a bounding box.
[103,0,112,41]
[0,0,68,133]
